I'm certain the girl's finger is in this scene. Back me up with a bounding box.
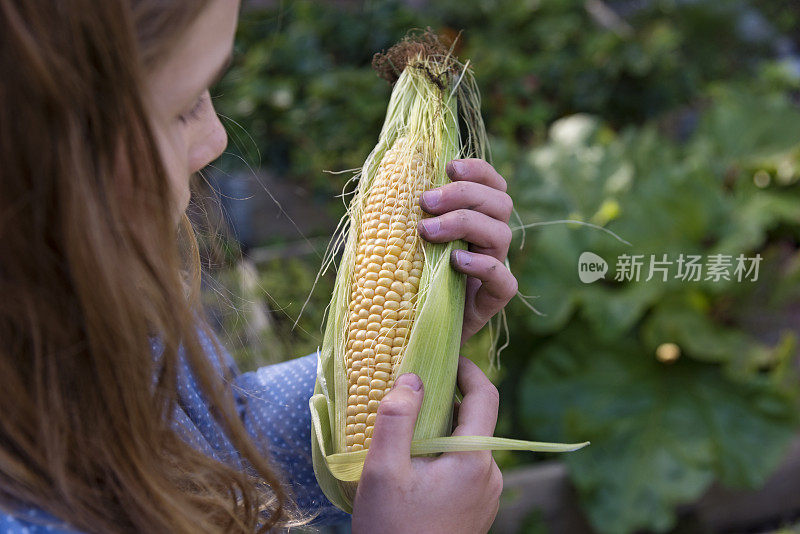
[451,356,499,437]
[446,159,507,192]
[418,209,512,261]
[365,373,425,474]
[452,250,518,316]
[419,181,513,223]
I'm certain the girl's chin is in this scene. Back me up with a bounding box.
[172,194,190,225]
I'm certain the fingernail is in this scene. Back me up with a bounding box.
[394,373,422,391]
[449,160,465,177]
[419,217,440,236]
[421,189,442,209]
[453,250,472,266]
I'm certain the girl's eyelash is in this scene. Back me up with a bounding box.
[177,94,205,124]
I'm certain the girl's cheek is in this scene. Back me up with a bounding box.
[151,122,191,215]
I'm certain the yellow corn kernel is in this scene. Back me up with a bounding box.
[344,137,429,452]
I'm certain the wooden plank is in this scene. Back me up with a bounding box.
[692,437,800,533]
[492,461,593,534]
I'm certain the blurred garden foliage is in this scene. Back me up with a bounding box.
[208,0,800,532]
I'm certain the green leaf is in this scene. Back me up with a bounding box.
[580,282,664,341]
[640,295,794,376]
[519,327,798,534]
[693,88,800,162]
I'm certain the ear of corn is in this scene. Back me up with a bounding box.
[343,137,427,453]
[310,34,587,513]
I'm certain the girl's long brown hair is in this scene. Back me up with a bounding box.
[0,1,297,532]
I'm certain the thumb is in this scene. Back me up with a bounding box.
[364,373,424,471]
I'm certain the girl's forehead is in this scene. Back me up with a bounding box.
[146,0,239,112]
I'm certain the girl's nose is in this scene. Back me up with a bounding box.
[189,112,228,174]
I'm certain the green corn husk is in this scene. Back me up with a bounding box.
[310,34,587,513]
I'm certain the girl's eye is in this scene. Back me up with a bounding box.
[177,93,206,125]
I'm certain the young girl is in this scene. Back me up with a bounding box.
[0,1,518,532]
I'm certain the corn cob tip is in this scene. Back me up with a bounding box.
[372,28,459,87]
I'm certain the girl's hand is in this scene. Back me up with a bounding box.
[418,159,517,343]
[351,358,503,534]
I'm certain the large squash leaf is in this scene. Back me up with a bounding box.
[519,326,798,534]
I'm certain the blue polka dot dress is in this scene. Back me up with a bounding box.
[0,327,350,532]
